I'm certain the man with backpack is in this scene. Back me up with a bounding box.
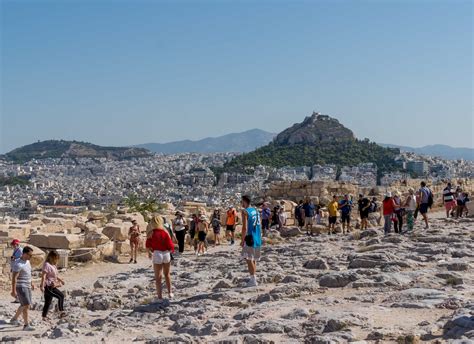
[418,181,433,229]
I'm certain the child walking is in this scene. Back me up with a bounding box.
[40,251,66,321]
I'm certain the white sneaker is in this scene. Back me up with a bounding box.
[9,319,21,326]
[23,324,35,331]
[245,276,258,287]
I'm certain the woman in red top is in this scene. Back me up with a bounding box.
[382,192,396,235]
[145,216,175,300]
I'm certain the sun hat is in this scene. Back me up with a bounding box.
[385,192,392,198]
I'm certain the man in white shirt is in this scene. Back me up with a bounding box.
[10,246,35,331]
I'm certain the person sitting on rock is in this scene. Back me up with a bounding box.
[40,250,66,321]
[128,220,140,264]
[146,216,174,300]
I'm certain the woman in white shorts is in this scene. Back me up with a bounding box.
[145,216,175,300]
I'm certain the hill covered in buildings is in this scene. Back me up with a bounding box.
[221,112,401,176]
[136,129,276,154]
[3,140,152,163]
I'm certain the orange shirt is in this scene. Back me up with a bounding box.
[226,209,237,225]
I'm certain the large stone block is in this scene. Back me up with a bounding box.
[70,248,101,262]
[102,222,132,241]
[116,241,130,254]
[84,232,110,247]
[29,233,83,250]
[4,225,31,241]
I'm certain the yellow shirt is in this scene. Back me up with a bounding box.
[328,201,339,217]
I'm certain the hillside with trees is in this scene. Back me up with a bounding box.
[3,140,152,163]
[221,112,401,177]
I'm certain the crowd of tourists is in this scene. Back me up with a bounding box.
[6,181,471,331]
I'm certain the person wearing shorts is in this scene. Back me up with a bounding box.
[302,199,316,236]
[338,195,353,234]
[418,181,431,229]
[146,216,175,300]
[358,194,371,230]
[225,206,237,245]
[211,209,221,246]
[128,220,140,264]
[197,216,208,256]
[443,183,457,218]
[240,195,262,288]
[10,246,35,331]
[327,196,339,235]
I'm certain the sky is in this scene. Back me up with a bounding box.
[1,0,472,153]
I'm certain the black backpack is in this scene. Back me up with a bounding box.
[427,189,434,208]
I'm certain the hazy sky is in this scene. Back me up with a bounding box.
[1,0,472,153]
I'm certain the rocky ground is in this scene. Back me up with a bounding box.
[0,212,473,343]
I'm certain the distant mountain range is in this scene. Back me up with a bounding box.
[3,129,471,163]
[3,140,151,163]
[136,129,276,154]
[380,144,474,161]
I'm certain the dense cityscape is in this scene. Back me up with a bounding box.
[1,149,472,219]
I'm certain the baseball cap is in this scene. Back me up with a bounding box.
[11,239,20,246]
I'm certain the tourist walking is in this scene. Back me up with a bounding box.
[404,188,417,232]
[303,199,316,236]
[418,181,432,229]
[294,200,304,229]
[225,206,238,245]
[9,239,23,303]
[358,194,371,230]
[197,215,209,256]
[211,209,221,246]
[9,246,35,331]
[382,192,395,235]
[10,239,23,265]
[40,251,66,321]
[338,195,353,234]
[327,195,339,235]
[128,220,140,264]
[189,214,199,252]
[271,206,280,228]
[146,216,174,300]
[261,202,271,236]
[456,191,470,218]
[173,211,187,254]
[240,195,262,288]
[393,191,404,234]
[443,182,457,218]
[278,207,287,229]
[369,197,378,213]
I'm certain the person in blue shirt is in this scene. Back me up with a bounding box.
[302,199,316,236]
[240,195,262,288]
[338,195,353,234]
